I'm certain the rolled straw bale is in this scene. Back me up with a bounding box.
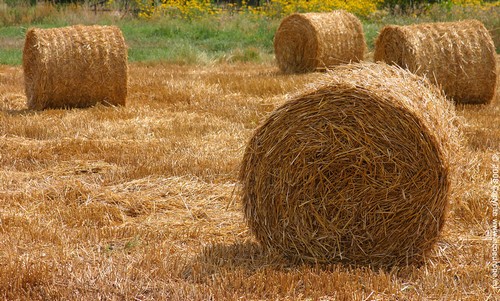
[274,11,366,73]
[23,25,128,110]
[239,62,462,267]
[374,20,497,104]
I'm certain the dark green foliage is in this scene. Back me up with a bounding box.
[5,0,37,6]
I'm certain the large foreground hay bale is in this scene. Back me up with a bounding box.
[240,62,462,267]
[23,25,128,110]
[374,20,497,104]
[274,11,366,73]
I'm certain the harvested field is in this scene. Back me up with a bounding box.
[0,58,499,299]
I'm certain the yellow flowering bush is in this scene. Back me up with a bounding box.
[255,0,383,18]
[136,0,218,19]
[135,0,383,19]
[132,0,499,19]
[450,0,482,5]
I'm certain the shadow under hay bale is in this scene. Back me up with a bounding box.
[274,11,366,74]
[374,20,497,105]
[23,25,128,110]
[182,241,283,283]
[239,62,463,267]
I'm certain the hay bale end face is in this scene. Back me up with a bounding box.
[374,20,497,104]
[274,11,366,73]
[240,62,462,267]
[23,25,128,110]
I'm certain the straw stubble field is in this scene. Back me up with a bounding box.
[0,57,499,299]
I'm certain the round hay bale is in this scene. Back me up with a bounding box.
[374,20,497,104]
[23,25,128,110]
[274,11,366,74]
[239,62,462,267]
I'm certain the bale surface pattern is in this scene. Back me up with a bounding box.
[23,25,128,110]
[240,62,462,267]
[374,20,497,104]
[274,11,366,73]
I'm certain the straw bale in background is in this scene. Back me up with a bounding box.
[274,11,366,73]
[23,25,128,110]
[374,20,497,104]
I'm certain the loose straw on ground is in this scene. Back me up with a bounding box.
[23,25,128,110]
[274,11,366,73]
[239,62,463,267]
[374,20,497,104]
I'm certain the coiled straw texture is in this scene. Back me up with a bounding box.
[240,62,463,267]
[23,25,128,110]
[374,20,497,104]
[274,11,366,73]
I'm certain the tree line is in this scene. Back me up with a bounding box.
[8,0,498,9]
